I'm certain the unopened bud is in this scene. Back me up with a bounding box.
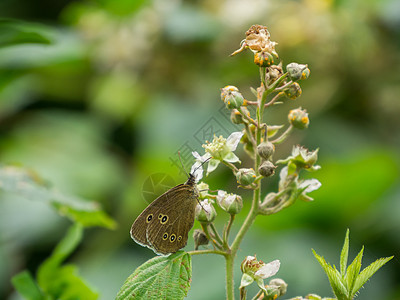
[268,278,288,296]
[193,229,209,250]
[195,199,216,223]
[284,82,302,100]
[217,190,243,215]
[288,108,309,129]
[286,63,310,81]
[258,161,276,177]
[254,51,278,67]
[221,85,244,109]
[257,141,275,160]
[236,168,257,185]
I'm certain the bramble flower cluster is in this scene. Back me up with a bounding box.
[188,24,321,300]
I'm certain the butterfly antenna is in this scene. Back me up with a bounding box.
[193,156,212,173]
[178,151,190,178]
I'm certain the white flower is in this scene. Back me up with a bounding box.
[192,131,243,176]
[216,190,243,214]
[240,256,281,294]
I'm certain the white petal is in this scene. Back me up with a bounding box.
[255,260,280,279]
[299,179,321,193]
[190,162,203,182]
[217,190,227,202]
[279,166,288,181]
[224,152,240,163]
[207,159,220,174]
[226,131,244,151]
[192,151,202,160]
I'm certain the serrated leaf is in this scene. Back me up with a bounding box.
[0,166,116,229]
[38,224,98,300]
[117,251,192,300]
[11,270,44,300]
[340,229,350,278]
[344,246,363,294]
[313,250,347,299]
[351,256,393,298]
[0,18,52,47]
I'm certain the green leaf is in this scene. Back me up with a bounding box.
[11,270,45,300]
[344,246,364,295]
[37,224,98,300]
[351,256,393,298]
[0,165,116,229]
[117,251,192,300]
[0,18,52,47]
[340,229,350,278]
[312,250,347,299]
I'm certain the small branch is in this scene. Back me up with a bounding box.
[201,223,223,250]
[267,72,288,92]
[265,92,284,107]
[210,223,225,248]
[251,289,264,300]
[188,249,227,256]
[271,125,293,144]
[238,107,258,126]
[274,79,293,91]
[223,214,235,248]
[221,160,239,173]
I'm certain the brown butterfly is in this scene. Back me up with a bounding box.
[130,172,199,255]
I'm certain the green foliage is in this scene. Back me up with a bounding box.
[313,229,393,300]
[0,166,116,229]
[116,251,192,300]
[12,224,99,300]
[0,18,52,48]
[11,271,44,300]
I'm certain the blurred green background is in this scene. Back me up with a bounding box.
[0,0,399,299]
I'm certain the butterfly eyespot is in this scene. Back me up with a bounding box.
[170,234,176,242]
[146,214,153,223]
[160,215,169,224]
[158,214,162,219]
[177,236,182,241]
[162,233,168,240]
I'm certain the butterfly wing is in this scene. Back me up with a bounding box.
[145,185,197,254]
[130,184,197,253]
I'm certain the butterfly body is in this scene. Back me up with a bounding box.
[130,173,198,255]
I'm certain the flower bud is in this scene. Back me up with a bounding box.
[257,141,275,160]
[288,108,309,129]
[286,63,310,81]
[217,190,243,215]
[197,182,209,198]
[254,51,278,67]
[236,168,257,185]
[195,199,216,223]
[221,85,244,109]
[268,278,288,296]
[193,229,209,250]
[284,82,302,100]
[258,161,276,177]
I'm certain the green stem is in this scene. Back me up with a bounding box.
[188,249,227,256]
[223,214,235,248]
[201,223,223,250]
[225,254,235,300]
[210,223,225,247]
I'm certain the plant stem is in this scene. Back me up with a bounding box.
[225,254,235,300]
[188,249,227,256]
